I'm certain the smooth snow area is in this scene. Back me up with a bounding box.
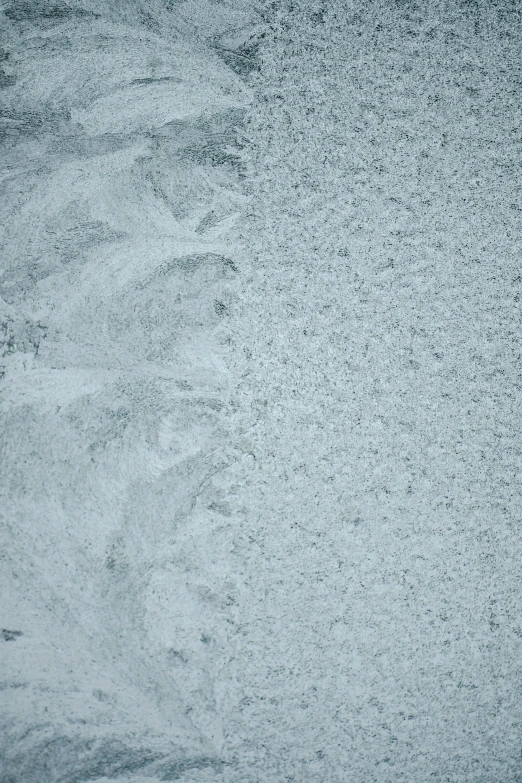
[1,1,521,782]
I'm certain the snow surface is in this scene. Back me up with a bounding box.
[1,1,522,781]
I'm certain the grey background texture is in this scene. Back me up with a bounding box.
[1,1,521,781]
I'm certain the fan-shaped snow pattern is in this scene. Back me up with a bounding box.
[2,1,522,782]
[1,1,260,780]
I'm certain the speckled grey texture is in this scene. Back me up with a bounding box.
[1,1,521,782]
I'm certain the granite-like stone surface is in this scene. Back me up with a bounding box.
[1,1,521,781]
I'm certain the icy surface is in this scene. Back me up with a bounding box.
[1,1,522,781]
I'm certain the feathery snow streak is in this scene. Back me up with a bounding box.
[1,1,260,780]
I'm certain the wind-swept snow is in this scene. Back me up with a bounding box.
[1,1,522,782]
